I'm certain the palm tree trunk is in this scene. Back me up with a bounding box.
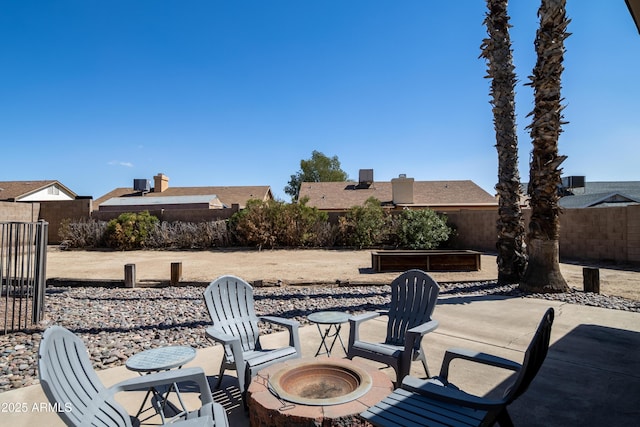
[481,0,527,284]
[521,0,570,292]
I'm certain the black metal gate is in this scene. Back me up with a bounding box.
[1,221,48,334]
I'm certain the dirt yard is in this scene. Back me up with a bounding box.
[44,247,639,301]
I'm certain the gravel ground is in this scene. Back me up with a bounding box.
[1,281,638,393]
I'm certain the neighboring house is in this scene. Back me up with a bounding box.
[94,173,273,214]
[0,180,77,202]
[558,178,640,208]
[519,177,640,208]
[298,169,498,214]
[98,194,226,212]
[0,180,89,244]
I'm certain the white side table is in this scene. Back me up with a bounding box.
[307,311,350,357]
[126,345,196,423]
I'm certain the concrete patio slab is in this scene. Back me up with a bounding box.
[1,296,638,426]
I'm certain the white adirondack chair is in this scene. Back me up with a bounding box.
[347,269,440,385]
[203,275,301,402]
[38,325,229,427]
[360,308,555,427]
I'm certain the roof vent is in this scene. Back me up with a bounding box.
[133,179,151,193]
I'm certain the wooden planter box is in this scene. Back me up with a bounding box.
[371,250,481,273]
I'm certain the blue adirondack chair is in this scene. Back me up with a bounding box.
[360,308,555,427]
[203,275,301,401]
[347,269,440,385]
[38,325,229,427]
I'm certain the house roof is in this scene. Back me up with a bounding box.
[0,180,77,201]
[94,186,272,210]
[558,180,640,208]
[559,192,640,209]
[566,181,640,197]
[299,180,498,210]
[520,180,640,208]
[100,194,225,208]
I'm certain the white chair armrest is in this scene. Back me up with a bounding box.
[112,367,214,406]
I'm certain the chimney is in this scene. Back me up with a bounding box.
[392,174,414,204]
[153,173,169,193]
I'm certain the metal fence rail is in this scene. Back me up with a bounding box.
[1,221,48,334]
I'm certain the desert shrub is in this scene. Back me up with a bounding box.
[146,220,229,249]
[230,198,328,248]
[392,208,452,249]
[190,220,229,247]
[307,221,339,247]
[229,199,276,248]
[104,211,159,250]
[58,218,108,249]
[337,197,390,248]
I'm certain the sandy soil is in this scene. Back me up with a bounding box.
[44,247,639,301]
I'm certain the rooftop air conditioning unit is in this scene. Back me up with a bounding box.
[358,169,374,187]
[561,176,585,188]
[133,179,151,193]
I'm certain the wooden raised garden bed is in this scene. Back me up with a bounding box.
[371,250,482,273]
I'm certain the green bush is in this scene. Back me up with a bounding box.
[104,211,159,250]
[230,198,330,248]
[392,208,452,249]
[57,204,451,251]
[338,197,390,248]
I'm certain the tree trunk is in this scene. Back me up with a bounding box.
[520,238,567,292]
[481,0,527,284]
[521,0,570,293]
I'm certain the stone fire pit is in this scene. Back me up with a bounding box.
[268,360,372,406]
[247,358,393,427]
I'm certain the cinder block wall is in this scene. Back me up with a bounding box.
[560,207,627,262]
[39,199,93,244]
[445,210,498,252]
[627,205,640,262]
[11,199,638,264]
[0,201,40,222]
[447,205,639,264]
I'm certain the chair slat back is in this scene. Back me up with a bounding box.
[505,307,555,402]
[38,326,132,427]
[204,275,261,353]
[385,270,439,347]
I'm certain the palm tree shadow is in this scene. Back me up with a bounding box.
[437,294,518,305]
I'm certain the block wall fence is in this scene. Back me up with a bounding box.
[446,205,640,263]
[1,200,638,264]
[0,201,40,222]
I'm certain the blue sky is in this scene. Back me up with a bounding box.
[1,1,638,201]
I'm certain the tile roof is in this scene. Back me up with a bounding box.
[520,180,640,208]
[0,180,77,201]
[299,180,497,210]
[567,181,640,197]
[560,192,640,209]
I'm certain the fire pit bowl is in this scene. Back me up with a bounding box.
[268,360,373,406]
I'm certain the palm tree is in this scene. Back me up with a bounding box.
[480,0,527,284]
[521,0,570,292]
